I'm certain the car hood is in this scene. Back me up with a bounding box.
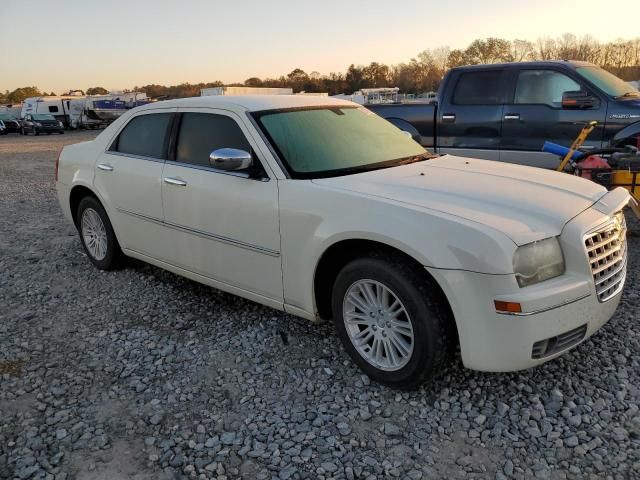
[312,155,608,245]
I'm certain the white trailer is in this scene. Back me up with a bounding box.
[22,91,149,129]
[201,86,293,96]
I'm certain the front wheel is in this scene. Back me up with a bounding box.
[76,196,123,270]
[331,253,452,389]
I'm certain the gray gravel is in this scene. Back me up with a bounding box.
[1,131,639,479]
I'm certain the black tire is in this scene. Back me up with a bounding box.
[35,130,40,136]
[76,196,124,270]
[331,252,452,389]
[59,131,64,135]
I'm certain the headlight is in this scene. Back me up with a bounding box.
[34,122,42,127]
[58,121,64,127]
[513,237,565,287]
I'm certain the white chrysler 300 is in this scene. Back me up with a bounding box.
[56,95,630,388]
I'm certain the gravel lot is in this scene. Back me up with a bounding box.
[0,131,639,480]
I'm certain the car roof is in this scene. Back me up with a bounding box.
[450,60,596,71]
[137,95,356,113]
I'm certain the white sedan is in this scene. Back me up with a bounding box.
[56,95,630,388]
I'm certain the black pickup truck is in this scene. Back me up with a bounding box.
[368,61,640,168]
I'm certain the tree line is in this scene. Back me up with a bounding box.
[2,34,639,104]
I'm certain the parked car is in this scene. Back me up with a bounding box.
[55,95,630,388]
[21,113,64,135]
[369,61,640,169]
[0,113,22,134]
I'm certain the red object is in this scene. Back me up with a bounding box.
[577,155,609,180]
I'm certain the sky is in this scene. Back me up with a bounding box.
[1,0,637,93]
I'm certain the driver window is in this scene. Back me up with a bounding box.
[514,70,582,107]
[175,113,252,167]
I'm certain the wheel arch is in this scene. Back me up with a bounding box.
[69,184,100,228]
[610,121,640,148]
[313,238,457,343]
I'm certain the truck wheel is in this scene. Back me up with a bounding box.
[76,196,124,270]
[331,252,452,389]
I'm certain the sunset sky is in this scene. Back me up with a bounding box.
[1,0,637,93]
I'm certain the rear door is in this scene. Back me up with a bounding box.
[93,109,175,259]
[500,67,606,168]
[437,68,507,160]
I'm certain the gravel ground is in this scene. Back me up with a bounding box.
[0,131,639,480]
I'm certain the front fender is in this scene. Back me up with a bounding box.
[278,180,517,316]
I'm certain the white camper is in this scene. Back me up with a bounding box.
[201,86,293,96]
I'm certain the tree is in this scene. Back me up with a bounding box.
[510,39,535,62]
[7,86,42,103]
[447,49,469,68]
[86,86,109,95]
[244,77,263,87]
[345,64,365,93]
[465,38,512,64]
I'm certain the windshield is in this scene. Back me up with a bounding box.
[32,114,56,121]
[0,113,17,121]
[576,66,639,98]
[253,106,428,178]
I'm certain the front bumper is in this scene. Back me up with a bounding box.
[427,267,621,371]
[428,192,628,372]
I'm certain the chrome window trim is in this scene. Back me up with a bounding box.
[103,151,166,164]
[164,159,269,182]
[116,208,280,257]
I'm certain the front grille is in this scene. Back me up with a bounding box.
[584,211,627,302]
[531,324,588,359]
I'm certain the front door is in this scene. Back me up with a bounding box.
[500,68,607,168]
[160,109,283,303]
[437,68,507,161]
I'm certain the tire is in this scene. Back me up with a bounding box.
[76,196,124,270]
[35,130,40,136]
[331,252,452,389]
[59,131,64,135]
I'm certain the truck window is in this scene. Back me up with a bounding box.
[452,71,504,105]
[514,70,581,107]
[49,106,59,113]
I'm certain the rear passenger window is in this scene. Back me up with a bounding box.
[176,113,251,167]
[114,113,172,159]
[49,106,59,113]
[452,71,504,105]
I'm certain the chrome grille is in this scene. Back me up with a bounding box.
[584,212,627,302]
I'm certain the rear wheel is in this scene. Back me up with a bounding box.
[331,252,452,389]
[76,196,123,270]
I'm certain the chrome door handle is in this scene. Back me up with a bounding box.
[442,114,456,123]
[97,163,114,171]
[163,177,187,187]
[504,113,520,121]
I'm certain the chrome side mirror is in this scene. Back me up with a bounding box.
[209,148,253,171]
